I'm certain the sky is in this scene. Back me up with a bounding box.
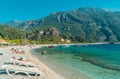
[0,0,120,22]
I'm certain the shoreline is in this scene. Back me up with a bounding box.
[31,42,120,50]
[32,42,110,48]
[0,44,92,79]
[31,50,91,79]
[30,43,95,79]
[27,46,66,79]
[31,43,120,79]
[0,43,119,79]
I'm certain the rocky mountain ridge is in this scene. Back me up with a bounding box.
[2,7,120,42]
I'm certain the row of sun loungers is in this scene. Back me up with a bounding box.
[9,58,35,67]
[0,47,42,78]
[0,57,42,77]
[1,64,41,77]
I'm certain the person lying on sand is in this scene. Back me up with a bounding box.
[12,56,31,61]
[11,48,25,54]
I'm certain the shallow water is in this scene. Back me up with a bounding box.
[31,44,120,79]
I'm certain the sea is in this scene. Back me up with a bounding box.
[31,44,120,79]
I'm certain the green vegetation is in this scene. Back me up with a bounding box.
[0,25,27,44]
[1,8,120,44]
[0,26,67,44]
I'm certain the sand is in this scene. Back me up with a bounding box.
[0,45,65,79]
[0,44,94,79]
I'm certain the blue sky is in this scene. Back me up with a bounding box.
[0,0,120,22]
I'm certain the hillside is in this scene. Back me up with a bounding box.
[2,7,120,43]
[3,20,23,27]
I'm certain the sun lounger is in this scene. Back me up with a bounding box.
[9,58,35,67]
[1,65,41,77]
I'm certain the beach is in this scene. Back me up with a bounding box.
[0,45,66,79]
[1,43,115,79]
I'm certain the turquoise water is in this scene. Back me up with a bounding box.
[32,44,120,79]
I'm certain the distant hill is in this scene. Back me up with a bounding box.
[3,20,23,27]
[2,7,120,43]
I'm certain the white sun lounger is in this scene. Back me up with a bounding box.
[1,65,41,77]
[9,59,35,67]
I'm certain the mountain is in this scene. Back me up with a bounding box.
[3,7,120,43]
[3,20,23,27]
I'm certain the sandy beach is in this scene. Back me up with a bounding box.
[0,43,99,79]
[0,45,65,79]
